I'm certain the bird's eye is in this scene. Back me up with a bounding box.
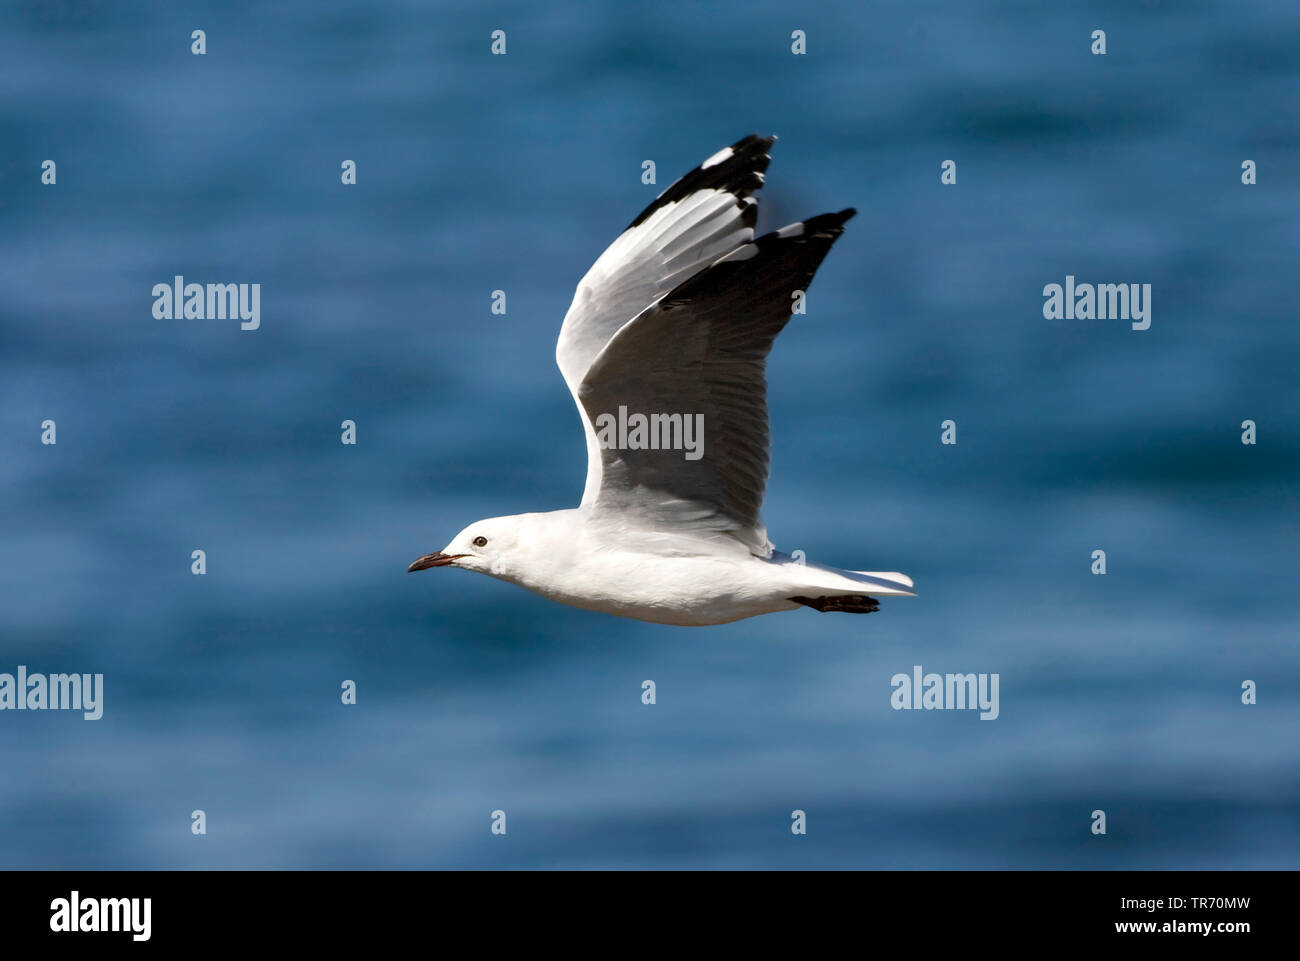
[472,536,488,547]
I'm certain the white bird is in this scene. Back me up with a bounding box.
[410,135,915,626]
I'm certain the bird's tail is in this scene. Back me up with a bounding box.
[771,551,916,598]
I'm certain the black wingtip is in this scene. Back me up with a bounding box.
[802,208,856,237]
[729,133,776,150]
[626,135,776,230]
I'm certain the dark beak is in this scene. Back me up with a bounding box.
[407,552,467,572]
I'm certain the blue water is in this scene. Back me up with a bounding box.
[2,0,1298,868]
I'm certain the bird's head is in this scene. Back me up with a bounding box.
[407,515,526,579]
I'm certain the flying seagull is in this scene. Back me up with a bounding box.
[410,134,915,625]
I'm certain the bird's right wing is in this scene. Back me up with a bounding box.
[555,135,775,506]
[576,210,857,556]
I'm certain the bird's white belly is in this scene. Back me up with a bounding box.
[519,551,798,627]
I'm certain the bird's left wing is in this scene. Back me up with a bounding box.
[556,135,774,505]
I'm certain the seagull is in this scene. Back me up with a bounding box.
[409,134,915,626]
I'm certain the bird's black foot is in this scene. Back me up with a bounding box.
[790,594,880,614]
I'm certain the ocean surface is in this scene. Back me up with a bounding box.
[1,0,1298,868]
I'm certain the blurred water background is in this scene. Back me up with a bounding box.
[1,0,1298,867]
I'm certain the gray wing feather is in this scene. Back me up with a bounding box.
[555,136,775,503]
[577,210,857,555]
